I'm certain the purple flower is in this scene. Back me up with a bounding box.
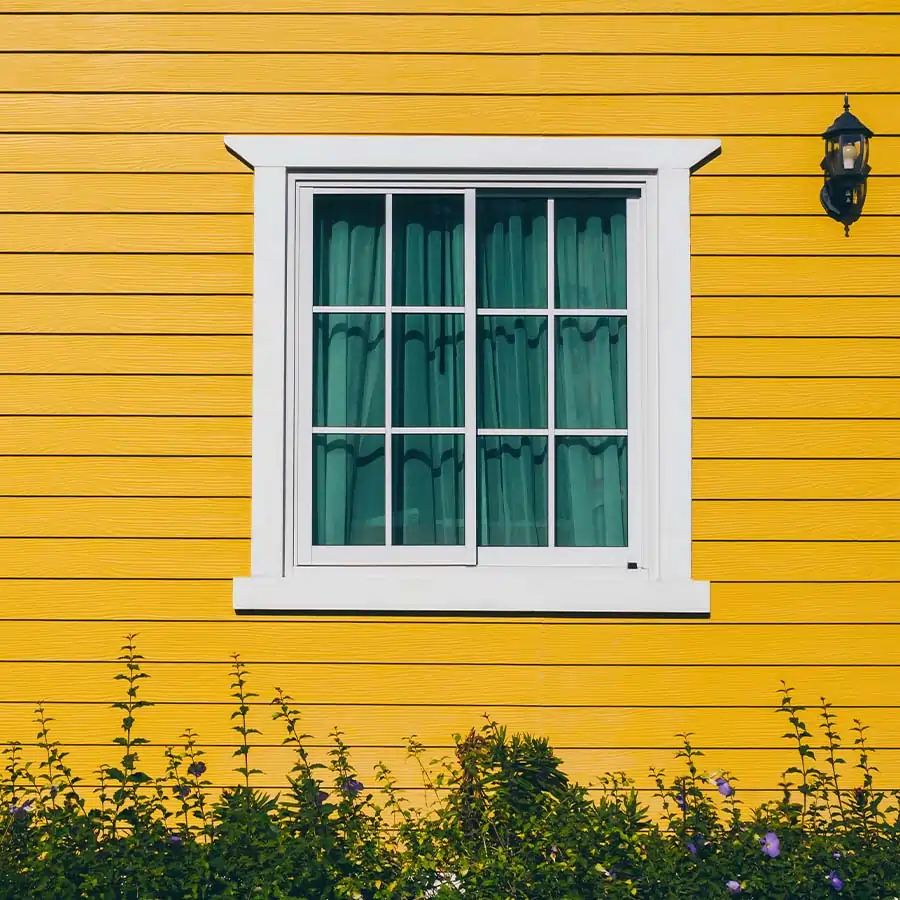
[726,881,742,895]
[686,832,706,857]
[187,761,206,778]
[341,778,363,796]
[827,872,844,892]
[315,790,329,807]
[762,832,781,858]
[48,786,58,799]
[832,850,842,860]
[8,800,33,822]
[716,777,735,798]
[675,790,687,811]
[173,784,191,799]
[167,833,184,847]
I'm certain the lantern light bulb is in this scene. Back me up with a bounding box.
[842,142,860,169]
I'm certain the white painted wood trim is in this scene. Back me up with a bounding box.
[225,136,721,173]
[250,166,288,576]
[228,136,718,613]
[234,569,710,614]
[656,168,693,582]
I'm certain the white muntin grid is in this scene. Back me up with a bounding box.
[293,179,643,569]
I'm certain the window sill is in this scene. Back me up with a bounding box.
[233,568,710,615]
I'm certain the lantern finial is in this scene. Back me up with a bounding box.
[844,93,850,113]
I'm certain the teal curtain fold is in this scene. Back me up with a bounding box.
[313,313,385,428]
[477,436,548,547]
[314,194,385,307]
[312,434,385,546]
[312,195,387,545]
[556,437,627,547]
[393,434,465,546]
[477,197,547,309]
[555,198,627,309]
[556,316,627,430]
[393,313,464,428]
[393,195,464,307]
[477,315,547,430]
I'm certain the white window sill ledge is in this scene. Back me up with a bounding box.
[233,568,710,615]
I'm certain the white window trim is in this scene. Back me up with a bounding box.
[225,136,719,615]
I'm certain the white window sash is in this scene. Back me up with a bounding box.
[292,177,643,570]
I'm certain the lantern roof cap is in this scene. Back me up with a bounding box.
[823,94,874,139]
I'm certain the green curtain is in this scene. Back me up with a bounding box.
[391,196,466,546]
[313,434,385,546]
[555,198,627,309]
[477,197,547,309]
[312,196,386,545]
[476,195,628,548]
[553,198,628,547]
[393,195,464,307]
[393,434,464,546]
[556,437,627,547]
[478,436,548,546]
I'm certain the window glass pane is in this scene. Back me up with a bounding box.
[477,197,547,309]
[314,194,385,307]
[556,437,627,547]
[555,198,627,309]
[393,313,464,428]
[392,434,464,546]
[478,315,547,429]
[313,313,385,427]
[556,316,627,429]
[393,195,464,307]
[313,433,385,546]
[478,436,548,547]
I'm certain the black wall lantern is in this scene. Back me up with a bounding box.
[820,94,873,236]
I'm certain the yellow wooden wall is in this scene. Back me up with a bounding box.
[1,1,900,802]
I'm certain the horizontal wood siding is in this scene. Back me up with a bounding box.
[1,4,898,799]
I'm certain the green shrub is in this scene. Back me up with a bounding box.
[2,635,899,899]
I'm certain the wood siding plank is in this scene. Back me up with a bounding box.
[693,419,900,459]
[0,295,251,334]
[693,299,900,338]
[0,254,251,294]
[3,135,899,177]
[0,416,251,455]
[3,580,900,624]
[0,335,251,374]
[0,662,898,707]
[694,460,900,500]
[0,619,899,664]
[7,1,900,11]
[693,338,900,377]
[0,497,249,537]
[694,379,900,418]
[0,457,249,496]
[694,500,900,540]
[4,53,900,96]
[0,94,894,137]
[1,15,897,54]
[0,175,251,213]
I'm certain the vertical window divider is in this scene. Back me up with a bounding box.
[384,193,394,548]
[295,187,314,565]
[464,189,478,565]
[546,197,556,550]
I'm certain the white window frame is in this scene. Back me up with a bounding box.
[225,136,719,615]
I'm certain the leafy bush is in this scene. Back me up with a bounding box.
[2,636,900,899]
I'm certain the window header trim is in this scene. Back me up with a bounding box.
[225,136,722,175]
